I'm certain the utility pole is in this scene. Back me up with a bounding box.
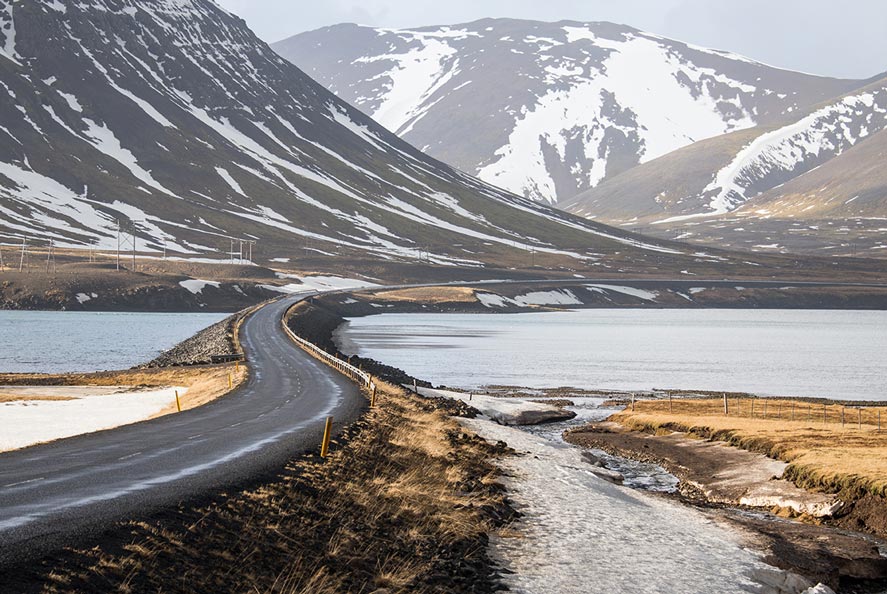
[19,237,27,272]
[116,220,121,271]
[45,240,55,273]
[116,221,137,271]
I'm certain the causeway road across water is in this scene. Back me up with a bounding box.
[0,292,364,567]
[1,277,886,567]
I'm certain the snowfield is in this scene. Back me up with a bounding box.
[0,386,183,452]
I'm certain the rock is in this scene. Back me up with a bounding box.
[143,310,245,367]
[590,467,624,485]
[502,408,577,425]
[750,567,814,594]
[581,451,607,467]
[802,585,836,594]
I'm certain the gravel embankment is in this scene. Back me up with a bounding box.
[142,309,248,368]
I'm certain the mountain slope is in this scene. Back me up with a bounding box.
[560,77,887,256]
[274,19,863,204]
[0,0,724,275]
[563,77,887,222]
[739,127,887,220]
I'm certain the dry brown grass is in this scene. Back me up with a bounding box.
[0,393,77,402]
[0,363,248,418]
[24,383,508,594]
[615,397,887,497]
[367,286,477,303]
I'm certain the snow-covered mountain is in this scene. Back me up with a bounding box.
[0,0,716,273]
[563,78,887,223]
[560,76,887,256]
[275,19,863,204]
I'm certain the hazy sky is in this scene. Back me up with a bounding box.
[217,0,887,79]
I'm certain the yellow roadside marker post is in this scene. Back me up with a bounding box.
[320,416,333,457]
[175,390,182,412]
[228,372,233,390]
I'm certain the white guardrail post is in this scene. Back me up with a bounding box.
[281,315,375,392]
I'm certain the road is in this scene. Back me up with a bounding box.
[1,276,885,567]
[0,292,365,567]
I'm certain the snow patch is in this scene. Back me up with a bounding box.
[178,279,220,294]
[0,387,184,452]
[585,284,659,301]
[513,289,582,306]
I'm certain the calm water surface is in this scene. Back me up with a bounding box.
[335,309,887,400]
[0,311,227,373]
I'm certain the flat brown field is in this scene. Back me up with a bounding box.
[368,286,478,303]
[613,398,887,495]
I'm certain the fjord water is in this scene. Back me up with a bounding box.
[0,311,227,373]
[336,309,887,400]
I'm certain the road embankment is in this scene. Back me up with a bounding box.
[1,378,515,593]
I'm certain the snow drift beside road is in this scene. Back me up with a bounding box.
[0,387,183,451]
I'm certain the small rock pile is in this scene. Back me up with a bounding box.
[142,312,242,368]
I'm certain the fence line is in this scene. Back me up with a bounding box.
[632,395,885,432]
[281,313,374,390]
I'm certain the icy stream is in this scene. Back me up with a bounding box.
[464,415,790,593]
[518,396,679,492]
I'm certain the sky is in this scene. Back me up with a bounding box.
[216,0,887,79]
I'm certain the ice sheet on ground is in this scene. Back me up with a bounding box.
[458,417,789,594]
[0,386,184,451]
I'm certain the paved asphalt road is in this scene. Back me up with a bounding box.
[1,277,885,567]
[0,292,365,567]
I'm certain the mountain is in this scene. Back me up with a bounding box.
[561,77,887,256]
[274,19,863,205]
[0,0,743,277]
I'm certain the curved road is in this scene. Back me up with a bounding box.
[0,292,364,567]
[1,277,885,566]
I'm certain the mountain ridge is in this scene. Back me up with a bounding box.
[0,0,745,278]
[274,18,866,204]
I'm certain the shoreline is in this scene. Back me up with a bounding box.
[291,287,887,591]
[5,285,887,592]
